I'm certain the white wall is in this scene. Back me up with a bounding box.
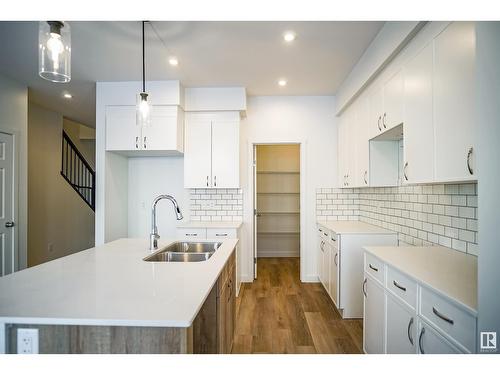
[127,157,190,239]
[0,74,28,270]
[476,21,500,350]
[240,96,337,282]
[27,103,95,266]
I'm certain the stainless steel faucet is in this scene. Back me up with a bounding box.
[150,194,184,250]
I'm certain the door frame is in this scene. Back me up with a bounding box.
[247,139,307,282]
[0,129,20,274]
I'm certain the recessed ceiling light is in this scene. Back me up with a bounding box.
[278,79,287,87]
[63,93,72,99]
[283,31,296,42]
[168,57,179,66]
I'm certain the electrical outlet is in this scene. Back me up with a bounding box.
[47,243,54,253]
[17,328,39,354]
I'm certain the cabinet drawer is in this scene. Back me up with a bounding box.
[206,228,237,239]
[177,228,207,239]
[386,266,417,310]
[420,287,476,352]
[365,253,385,284]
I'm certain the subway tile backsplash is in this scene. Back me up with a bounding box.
[189,188,243,222]
[316,183,478,256]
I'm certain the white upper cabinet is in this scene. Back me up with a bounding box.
[355,96,370,187]
[184,114,212,188]
[211,114,240,188]
[184,112,240,189]
[403,42,434,184]
[434,22,476,182]
[382,69,405,131]
[105,105,184,155]
[368,86,384,139]
[106,106,138,151]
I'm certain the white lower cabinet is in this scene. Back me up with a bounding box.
[417,320,462,354]
[386,293,417,354]
[363,250,477,354]
[329,243,339,307]
[363,275,385,354]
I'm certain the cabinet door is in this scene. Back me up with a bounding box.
[368,86,384,138]
[434,22,476,182]
[363,275,385,354]
[105,106,140,151]
[355,96,370,187]
[403,42,434,184]
[211,115,240,188]
[383,69,404,131]
[225,265,236,353]
[319,239,330,293]
[386,293,417,354]
[142,106,181,151]
[417,320,462,354]
[337,115,347,188]
[329,246,339,307]
[217,284,227,353]
[184,115,213,188]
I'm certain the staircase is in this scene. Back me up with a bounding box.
[60,131,95,211]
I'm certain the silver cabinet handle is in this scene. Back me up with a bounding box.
[320,241,325,252]
[393,280,407,292]
[383,112,387,128]
[185,233,198,237]
[214,175,217,187]
[215,233,228,237]
[369,263,378,272]
[467,147,474,175]
[324,232,328,237]
[135,136,139,149]
[419,327,425,354]
[378,116,382,131]
[5,221,15,228]
[362,278,367,297]
[364,170,368,185]
[346,173,349,186]
[432,307,454,325]
[143,136,147,149]
[334,252,338,266]
[206,175,209,187]
[408,317,414,345]
[404,162,409,181]
[331,236,337,242]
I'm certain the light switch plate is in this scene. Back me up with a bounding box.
[17,328,39,354]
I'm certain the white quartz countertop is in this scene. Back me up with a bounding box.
[364,246,477,313]
[317,220,395,235]
[0,238,238,327]
[177,221,242,229]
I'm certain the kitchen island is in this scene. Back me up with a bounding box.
[0,238,238,354]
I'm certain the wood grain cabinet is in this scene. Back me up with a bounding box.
[217,252,236,354]
[184,112,240,188]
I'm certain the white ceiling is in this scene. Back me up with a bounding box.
[0,21,384,127]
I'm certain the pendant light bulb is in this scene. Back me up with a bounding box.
[39,21,71,83]
[137,21,151,127]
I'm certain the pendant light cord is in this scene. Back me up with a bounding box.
[142,20,146,93]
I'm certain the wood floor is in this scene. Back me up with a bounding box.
[232,257,364,354]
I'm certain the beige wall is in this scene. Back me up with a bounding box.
[63,118,95,168]
[0,74,28,270]
[28,103,94,267]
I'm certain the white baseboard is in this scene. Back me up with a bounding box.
[301,275,320,283]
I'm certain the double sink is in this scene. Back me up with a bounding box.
[144,241,222,263]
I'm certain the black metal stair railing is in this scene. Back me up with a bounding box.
[60,131,95,211]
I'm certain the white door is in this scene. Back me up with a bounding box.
[363,276,385,354]
[0,132,16,276]
[211,117,240,188]
[184,114,213,188]
[403,42,434,184]
[355,96,370,187]
[253,146,258,279]
[434,22,476,182]
[329,245,339,307]
[368,86,384,138]
[105,106,140,151]
[417,320,461,354]
[383,69,404,131]
[386,293,417,353]
[142,105,178,151]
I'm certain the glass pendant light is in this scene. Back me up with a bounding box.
[137,21,151,127]
[39,21,71,83]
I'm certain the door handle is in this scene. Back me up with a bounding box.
[362,278,367,297]
[143,136,147,149]
[382,112,387,128]
[135,136,139,149]
[214,175,217,187]
[5,222,15,228]
[419,327,425,354]
[334,252,338,266]
[368,263,378,272]
[407,317,414,345]
[467,147,474,175]
[393,280,407,292]
[432,307,454,325]
[206,175,209,187]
